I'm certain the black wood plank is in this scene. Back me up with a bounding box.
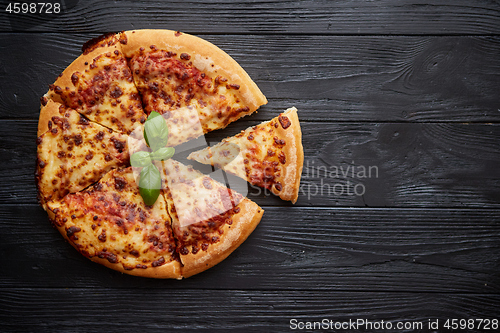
[1,0,499,35]
[3,120,499,207]
[1,34,499,122]
[1,1,499,330]
[1,205,499,293]
[0,288,499,332]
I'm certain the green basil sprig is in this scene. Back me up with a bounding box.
[138,164,162,206]
[130,151,152,168]
[144,111,169,151]
[131,112,175,206]
[150,147,175,161]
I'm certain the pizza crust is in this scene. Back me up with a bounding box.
[271,107,304,203]
[120,29,267,112]
[89,256,182,279]
[38,99,63,136]
[180,198,264,278]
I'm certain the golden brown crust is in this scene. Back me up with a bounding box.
[90,256,182,279]
[121,29,267,112]
[271,107,303,203]
[37,99,58,210]
[37,99,64,136]
[180,198,264,278]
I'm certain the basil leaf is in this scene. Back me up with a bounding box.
[130,151,152,168]
[144,111,169,151]
[138,164,162,206]
[150,147,175,161]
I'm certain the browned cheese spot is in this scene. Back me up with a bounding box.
[278,115,291,129]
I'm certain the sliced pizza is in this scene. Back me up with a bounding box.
[188,107,303,203]
[44,32,145,134]
[159,159,264,278]
[46,167,182,279]
[36,100,129,209]
[36,30,273,279]
[120,29,268,146]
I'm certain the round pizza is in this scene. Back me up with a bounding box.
[36,29,303,279]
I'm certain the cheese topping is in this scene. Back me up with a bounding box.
[47,167,179,271]
[129,50,254,146]
[48,48,145,134]
[159,160,243,255]
[36,106,129,206]
[188,108,298,192]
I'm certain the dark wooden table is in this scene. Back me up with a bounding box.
[1,1,499,332]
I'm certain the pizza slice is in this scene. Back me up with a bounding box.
[44,32,145,134]
[36,99,129,209]
[188,107,303,203]
[159,159,263,278]
[46,167,182,279]
[120,29,267,146]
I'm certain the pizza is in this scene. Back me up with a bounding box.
[188,107,303,203]
[37,29,300,278]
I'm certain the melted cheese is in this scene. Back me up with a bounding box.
[159,159,243,228]
[36,107,129,205]
[48,51,145,134]
[47,167,179,271]
[129,50,254,146]
[187,108,298,190]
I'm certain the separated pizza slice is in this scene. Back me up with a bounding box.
[158,159,263,278]
[188,107,303,203]
[44,32,145,134]
[120,29,267,146]
[36,100,129,209]
[46,167,182,279]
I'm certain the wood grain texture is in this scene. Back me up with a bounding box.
[0,289,498,332]
[1,34,499,122]
[3,120,498,207]
[1,205,498,292]
[0,1,499,328]
[1,0,499,35]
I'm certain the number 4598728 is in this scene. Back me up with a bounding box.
[444,319,498,330]
[5,2,61,14]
